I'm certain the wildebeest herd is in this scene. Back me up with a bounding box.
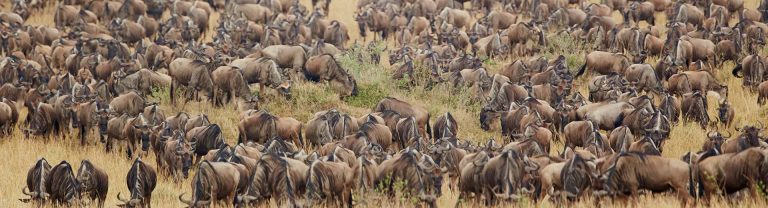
[4,0,768,207]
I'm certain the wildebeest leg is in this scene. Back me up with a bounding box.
[170,81,176,104]
[145,195,152,208]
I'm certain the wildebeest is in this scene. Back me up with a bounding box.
[375,148,442,205]
[238,111,304,147]
[76,160,109,208]
[681,91,709,128]
[432,112,457,139]
[305,109,359,146]
[161,135,194,183]
[109,91,146,117]
[697,147,768,203]
[575,51,631,77]
[374,97,431,140]
[45,161,81,206]
[185,124,226,165]
[168,57,216,104]
[721,125,764,153]
[304,157,355,207]
[238,153,309,207]
[20,158,52,205]
[594,153,691,206]
[179,161,245,207]
[229,57,292,98]
[117,158,157,208]
[304,54,358,98]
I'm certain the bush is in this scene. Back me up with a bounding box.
[346,83,388,109]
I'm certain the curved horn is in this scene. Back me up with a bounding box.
[117,192,129,202]
[21,186,36,196]
[178,193,192,205]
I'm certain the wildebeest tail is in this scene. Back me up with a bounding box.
[731,64,743,78]
[575,63,587,77]
[612,112,625,130]
[426,114,432,141]
[298,125,305,148]
[687,152,697,198]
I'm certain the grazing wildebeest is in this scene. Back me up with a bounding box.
[179,161,245,207]
[374,97,431,140]
[161,135,194,183]
[238,154,309,207]
[185,124,226,165]
[594,153,691,206]
[117,158,157,208]
[76,160,109,208]
[20,158,52,205]
[45,161,81,206]
[697,147,768,204]
[376,148,442,206]
[432,112,458,139]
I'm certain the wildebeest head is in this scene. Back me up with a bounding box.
[643,111,670,150]
[704,131,729,152]
[75,160,98,195]
[133,121,153,152]
[561,154,598,199]
[479,107,501,131]
[736,124,764,147]
[174,136,194,179]
[47,161,81,205]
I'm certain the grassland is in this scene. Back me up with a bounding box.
[2,0,768,207]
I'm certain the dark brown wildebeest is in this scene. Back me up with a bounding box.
[103,114,130,152]
[45,161,81,206]
[564,120,610,154]
[238,154,309,207]
[179,161,245,208]
[122,115,153,158]
[76,160,108,208]
[458,151,490,201]
[375,97,431,140]
[759,80,768,104]
[117,158,157,208]
[697,147,768,204]
[609,126,635,152]
[702,131,729,152]
[20,158,52,205]
[432,112,457,139]
[594,153,691,206]
[376,148,442,206]
[184,114,210,133]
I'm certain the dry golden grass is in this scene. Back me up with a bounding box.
[2,0,768,207]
